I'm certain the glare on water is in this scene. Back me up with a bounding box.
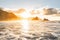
[21,20,29,33]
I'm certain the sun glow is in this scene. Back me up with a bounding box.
[18,9,45,33]
[20,12,31,18]
[38,13,45,20]
[19,9,31,33]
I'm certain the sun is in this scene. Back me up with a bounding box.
[20,12,30,18]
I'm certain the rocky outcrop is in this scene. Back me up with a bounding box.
[0,9,19,21]
[43,18,49,21]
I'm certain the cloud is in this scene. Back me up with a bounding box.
[16,8,26,13]
[39,7,60,20]
[32,7,60,20]
[41,7,58,15]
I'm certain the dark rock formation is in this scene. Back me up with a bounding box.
[43,18,49,21]
[31,16,41,20]
[0,9,18,21]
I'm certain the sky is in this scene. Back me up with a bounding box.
[0,0,60,20]
[0,0,60,10]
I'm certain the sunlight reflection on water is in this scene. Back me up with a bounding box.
[21,20,29,33]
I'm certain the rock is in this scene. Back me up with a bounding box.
[0,9,19,21]
[43,18,49,21]
[31,16,41,20]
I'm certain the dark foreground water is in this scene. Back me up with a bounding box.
[0,20,60,40]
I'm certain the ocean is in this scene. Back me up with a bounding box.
[0,20,60,40]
